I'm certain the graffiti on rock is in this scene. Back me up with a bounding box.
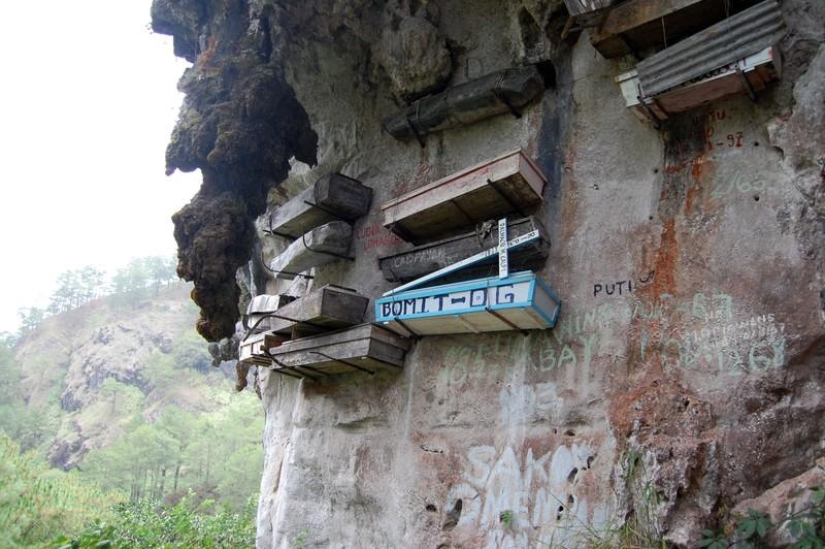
[593,270,655,298]
[445,443,606,548]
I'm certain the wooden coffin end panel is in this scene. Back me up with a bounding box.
[315,174,373,220]
[270,174,372,239]
[265,285,369,335]
[239,332,288,366]
[269,221,353,280]
[266,324,410,376]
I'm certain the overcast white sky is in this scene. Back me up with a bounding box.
[0,0,201,333]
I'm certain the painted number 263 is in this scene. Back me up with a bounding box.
[711,171,766,197]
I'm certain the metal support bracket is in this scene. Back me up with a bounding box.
[391,318,420,340]
[485,307,530,336]
[491,70,522,119]
[310,351,375,375]
[301,231,355,262]
[302,200,348,223]
[268,354,321,381]
[242,311,327,341]
[737,69,757,102]
[260,251,314,280]
[636,95,662,130]
[405,101,427,148]
[487,179,526,217]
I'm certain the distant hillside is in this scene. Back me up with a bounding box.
[1,282,263,510]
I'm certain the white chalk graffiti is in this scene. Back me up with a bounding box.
[445,442,607,548]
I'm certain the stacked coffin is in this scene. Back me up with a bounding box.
[238,285,411,379]
[610,0,785,124]
[587,0,764,59]
[376,150,561,337]
[268,173,373,279]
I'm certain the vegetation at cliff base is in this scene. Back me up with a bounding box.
[0,256,263,547]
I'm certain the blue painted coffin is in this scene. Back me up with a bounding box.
[375,271,561,336]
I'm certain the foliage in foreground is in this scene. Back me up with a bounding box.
[55,496,257,549]
[700,483,825,549]
[0,432,118,549]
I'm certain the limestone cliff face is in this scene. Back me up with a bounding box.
[154,0,825,547]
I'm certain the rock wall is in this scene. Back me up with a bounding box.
[153,0,825,547]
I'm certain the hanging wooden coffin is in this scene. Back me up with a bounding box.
[375,271,561,336]
[245,294,297,333]
[378,216,549,283]
[381,150,547,244]
[269,173,373,239]
[269,221,353,279]
[382,66,547,143]
[636,0,785,97]
[255,285,369,337]
[616,46,781,124]
[591,0,763,59]
[239,332,287,366]
[264,324,411,378]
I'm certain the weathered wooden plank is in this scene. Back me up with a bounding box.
[245,294,297,333]
[269,173,373,239]
[266,324,411,375]
[378,217,549,283]
[239,332,287,366]
[257,285,369,336]
[382,66,547,142]
[591,0,762,58]
[381,150,547,244]
[269,221,353,280]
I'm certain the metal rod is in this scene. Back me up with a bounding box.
[301,231,354,261]
[269,368,303,380]
[636,95,662,130]
[737,69,757,102]
[491,68,522,119]
[455,314,480,334]
[295,364,330,377]
[269,355,320,381]
[393,318,420,340]
[405,114,426,148]
[310,351,375,375]
[242,311,327,342]
[487,179,526,217]
[484,307,529,336]
[449,199,476,224]
[388,221,416,243]
[260,251,314,280]
[303,200,348,223]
